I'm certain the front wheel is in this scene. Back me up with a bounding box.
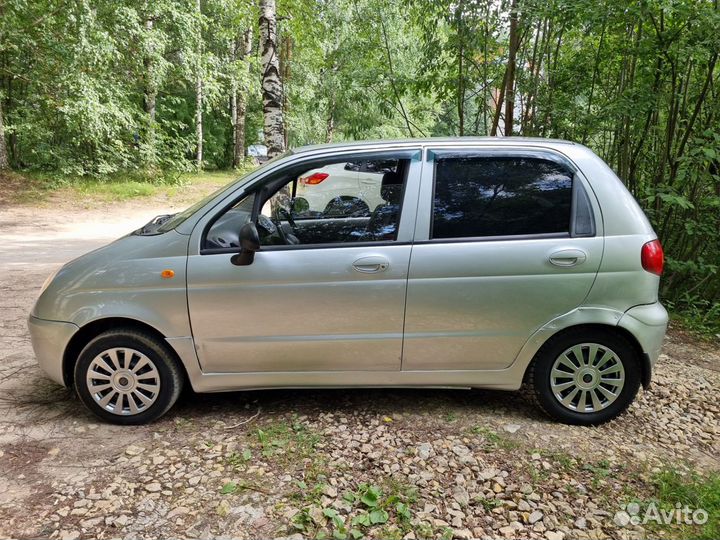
[528,329,641,425]
[74,329,183,425]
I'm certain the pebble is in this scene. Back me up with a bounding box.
[3,336,717,540]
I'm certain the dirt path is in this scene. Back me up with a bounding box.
[0,196,718,540]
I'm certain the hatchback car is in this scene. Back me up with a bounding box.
[28,138,667,425]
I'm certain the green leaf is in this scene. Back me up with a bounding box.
[396,502,411,521]
[360,485,382,507]
[323,507,344,527]
[349,529,364,539]
[351,513,371,527]
[242,449,252,461]
[220,482,237,494]
[369,509,389,524]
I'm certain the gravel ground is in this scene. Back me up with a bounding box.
[0,196,718,540]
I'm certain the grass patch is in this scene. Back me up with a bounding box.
[255,419,322,460]
[73,178,158,199]
[641,468,720,540]
[668,309,720,342]
[289,481,420,540]
[3,168,246,204]
[470,426,521,451]
[582,459,613,488]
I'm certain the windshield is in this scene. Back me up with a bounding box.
[156,151,292,233]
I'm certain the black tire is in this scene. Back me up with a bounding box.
[74,328,184,425]
[527,328,641,425]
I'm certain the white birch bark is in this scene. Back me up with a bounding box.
[259,0,285,157]
[0,96,9,170]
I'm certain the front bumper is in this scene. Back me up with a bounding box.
[28,315,79,387]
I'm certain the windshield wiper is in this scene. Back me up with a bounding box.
[134,214,176,235]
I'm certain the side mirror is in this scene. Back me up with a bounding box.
[231,222,260,266]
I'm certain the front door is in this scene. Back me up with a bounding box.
[186,150,421,373]
[403,149,603,371]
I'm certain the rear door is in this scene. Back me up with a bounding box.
[403,147,603,371]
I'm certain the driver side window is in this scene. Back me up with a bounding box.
[259,157,408,246]
[204,156,409,250]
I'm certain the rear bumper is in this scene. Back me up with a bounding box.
[28,315,79,387]
[618,302,668,387]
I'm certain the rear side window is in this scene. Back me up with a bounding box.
[431,156,574,239]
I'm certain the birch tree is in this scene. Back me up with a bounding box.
[232,28,253,167]
[259,0,285,157]
[0,95,9,170]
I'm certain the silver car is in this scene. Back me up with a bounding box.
[28,138,668,425]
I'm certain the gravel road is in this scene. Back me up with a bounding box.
[0,196,718,540]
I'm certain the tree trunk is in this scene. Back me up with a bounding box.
[259,0,285,158]
[280,34,292,149]
[490,67,508,136]
[233,28,253,167]
[326,96,335,143]
[195,0,203,169]
[143,15,157,163]
[0,94,9,171]
[456,1,465,136]
[504,0,519,137]
[231,28,253,168]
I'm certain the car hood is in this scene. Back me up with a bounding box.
[32,231,190,321]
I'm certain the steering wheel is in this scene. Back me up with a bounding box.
[276,206,300,236]
[258,212,297,245]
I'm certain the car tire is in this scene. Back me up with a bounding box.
[74,329,184,425]
[527,328,641,425]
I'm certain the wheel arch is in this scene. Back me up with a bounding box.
[63,317,189,389]
[521,322,649,388]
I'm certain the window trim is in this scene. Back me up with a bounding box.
[427,151,592,243]
[569,176,596,237]
[199,149,420,255]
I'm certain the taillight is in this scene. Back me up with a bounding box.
[641,239,664,276]
[302,172,329,185]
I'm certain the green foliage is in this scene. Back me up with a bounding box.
[629,468,720,540]
[255,420,321,459]
[288,481,419,539]
[1,0,719,322]
[470,426,520,450]
[220,481,238,494]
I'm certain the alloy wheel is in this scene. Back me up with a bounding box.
[85,347,161,416]
[549,343,626,413]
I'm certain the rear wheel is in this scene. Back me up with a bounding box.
[528,329,641,425]
[74,329,183,425]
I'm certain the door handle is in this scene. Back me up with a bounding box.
[549,249,587,267]
[352,256,390,273]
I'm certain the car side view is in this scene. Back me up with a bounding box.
[28,138,668,425]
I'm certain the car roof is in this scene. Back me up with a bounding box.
[293,136,576,155]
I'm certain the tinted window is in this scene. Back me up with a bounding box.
[432,156,573,239]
